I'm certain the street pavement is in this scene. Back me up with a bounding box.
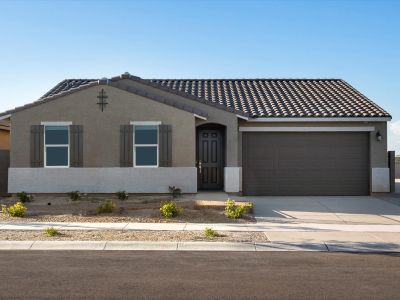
[0,251,399,299]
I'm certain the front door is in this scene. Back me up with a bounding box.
[197,128,224,190]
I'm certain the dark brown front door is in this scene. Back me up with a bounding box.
[197,128,224,190]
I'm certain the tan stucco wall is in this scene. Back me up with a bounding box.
[238,120,388,168]
[10,85,197,167]
[119,79,240,167]
[9,77,389,174]
[0,130,10,150]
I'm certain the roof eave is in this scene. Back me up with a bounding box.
[246,117,392,122]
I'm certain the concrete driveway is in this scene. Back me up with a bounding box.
[197,183,400,225]
[247,195,400,225]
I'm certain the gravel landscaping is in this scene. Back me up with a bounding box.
[0,194,255,223]
[0,230,268,243]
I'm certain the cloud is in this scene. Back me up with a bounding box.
[388,120,400,153]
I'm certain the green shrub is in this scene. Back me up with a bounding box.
[97,200,115,214]
[204,227,220,238]
[44,227,59,237]
[168,186,182,199]
[224,199,253,219]
[16,192,33,203]
[160,200,182,218]
[67,191,81,201]
[1,202,27,217]
[116,191,129,200]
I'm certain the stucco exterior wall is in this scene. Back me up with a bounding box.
[10,85,197,168]
[8,167,197,193]
[120,79,240,167]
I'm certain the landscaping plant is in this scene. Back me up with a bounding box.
[16,191,33,203]
[116,191,129,200]
[204,227,220,238]
[224,199,253,219]
[97,200,116,214]
[68,191,82,201]
[168,186,182,199]
[44,227,59,237]
[1,202,27,217]
[160,200,182,218]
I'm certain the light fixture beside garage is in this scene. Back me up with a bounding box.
[376,131,382,141]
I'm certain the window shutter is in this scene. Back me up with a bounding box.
[159,124,172,167]
[70,125,83,167]
[30,125,44,167]
[120,124,133,167]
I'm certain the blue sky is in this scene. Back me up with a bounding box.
[0,0,399,151]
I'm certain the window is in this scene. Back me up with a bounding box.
[44,125,69,167]
[133,124,158,167]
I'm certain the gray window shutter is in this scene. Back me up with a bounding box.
[159,124,172,167]
[120,125,133,167]
[30,125,44,167]
[70,125,83,167]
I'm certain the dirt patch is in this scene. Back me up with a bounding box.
[0,230,268,243]
[0,195,255,223]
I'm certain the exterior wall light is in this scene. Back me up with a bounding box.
[376,131,382,141]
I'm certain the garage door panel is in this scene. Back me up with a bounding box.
[243,132,370,196]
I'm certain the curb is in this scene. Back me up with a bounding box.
[0,241,399,252]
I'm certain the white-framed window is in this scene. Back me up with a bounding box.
[42,122,71,168]
[131,121,160,167]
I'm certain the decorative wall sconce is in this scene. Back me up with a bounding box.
[376,131,382,142]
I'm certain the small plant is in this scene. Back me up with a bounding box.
[160,200,183,218]
[116,191,129,201]
[204,227,220,238]
[224,199,253,219]
[168,186,182,199]
[44,227,59,237]
[16,192,33,203]
[68,191,81,201]
[1,202,27,217]
[97,200,115,214]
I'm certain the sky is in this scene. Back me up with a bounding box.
[0,0,399,152]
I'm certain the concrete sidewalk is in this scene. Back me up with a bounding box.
[0,239,399,252]
[2,221,400,232]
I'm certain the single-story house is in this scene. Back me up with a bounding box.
[0,72,392,195]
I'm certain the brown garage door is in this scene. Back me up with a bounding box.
[242,132,370,196]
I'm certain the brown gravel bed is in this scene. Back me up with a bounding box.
[0,196,255,223]
[0,230,268,243]
[0,210,255,223]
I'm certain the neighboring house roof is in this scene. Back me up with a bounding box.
[0,73,391,119]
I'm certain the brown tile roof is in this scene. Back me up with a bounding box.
[1,74,391,119]
[149,79,390,118]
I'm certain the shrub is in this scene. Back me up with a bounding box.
[224,199,253,219]
[168,186,182,199]
[97,200,115,214]
[68,191,81,201]
[44,227,59,237]
[204,227,220,238]
[116,191,129,201]
[160,200,182,218]
[16,192,33,203]
[1,202,27,217]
